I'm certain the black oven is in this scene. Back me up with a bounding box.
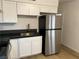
[0,38,10,59]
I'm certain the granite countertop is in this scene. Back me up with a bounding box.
[7,34,41,39]
[0,29,41,39]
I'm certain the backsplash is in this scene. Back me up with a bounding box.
[0,16,38,30]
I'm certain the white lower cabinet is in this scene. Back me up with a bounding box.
[18,38,32,58]
[18,36,42,58]
[8,39,18,59]
[31,36,42,55]
[8,36,42,59]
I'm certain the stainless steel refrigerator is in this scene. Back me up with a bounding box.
[39,14,62,55]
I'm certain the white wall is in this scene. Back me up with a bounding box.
[60,0,79,53]
[0,16,38,30]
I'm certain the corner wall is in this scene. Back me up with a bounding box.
[60,0,79,53]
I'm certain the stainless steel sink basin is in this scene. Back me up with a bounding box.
[20,32,33,36]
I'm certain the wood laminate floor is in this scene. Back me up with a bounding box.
[22,49,78,59]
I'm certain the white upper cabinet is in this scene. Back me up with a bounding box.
[17,3,40,16]
[29,4,40,16]
[17,3,30,15]
[35,0,59,6]
[0,0,2,10]
[0,0,2,22]
[37,0,59,13]
[6,0,58,6]
[5,0,59,13]
[0,13,2,23]
[39,5,58,13]
[2,0,17,23]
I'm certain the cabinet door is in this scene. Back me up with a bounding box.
[8,39,18,59]
[2,0,17,23]
[29,4,40,16]
[0,12,2,23]
[17,3,30,15]
[0,0,2,22]
[39,5,58,13]
[0,0,2,10]
[17,3,40,16]
[31,36,42,55]
[18,38,31,58]
[35,0,59,6]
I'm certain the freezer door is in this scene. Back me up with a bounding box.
[51,15,62,29]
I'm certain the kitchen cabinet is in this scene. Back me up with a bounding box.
[0,0,2,10]
[0,13,2,23]
[35,0,59,6]
[8,36,42,59]
[18,36,42,58]
[1,0,17,23]
[6,0,58,6]
[18,38,32,58]
[5,0,59,15]
[29,4,40,16]
[8,39,18,59]
[17,3,40,16]
[0,0,2,22]
[31,36,42,55]
[39,5,58,13]
[17,3,29,15]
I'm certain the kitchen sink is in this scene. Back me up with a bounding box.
[20,32,36,36]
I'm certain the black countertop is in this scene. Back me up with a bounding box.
[1,33,41,39]
[0,29,38,34]
[0,29,41,39]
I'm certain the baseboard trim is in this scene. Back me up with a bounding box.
[62,44,79,58]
